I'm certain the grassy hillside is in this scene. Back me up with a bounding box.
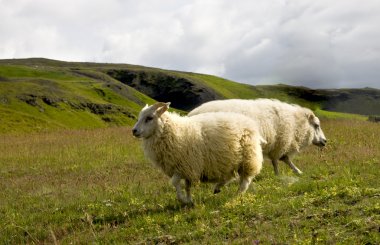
[0,58,376,133]
[185,74,322,110]
[0,61,156,133]
[0,120,379,243]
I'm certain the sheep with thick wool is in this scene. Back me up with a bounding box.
[132,102,263,205]
[189,99,327,175]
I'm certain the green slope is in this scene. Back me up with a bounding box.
[0,58,372,133]
[185,74,320,109]
[0,62,156,133]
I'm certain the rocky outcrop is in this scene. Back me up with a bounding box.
[107,69,221,110]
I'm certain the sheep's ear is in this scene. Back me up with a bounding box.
[156,102,170,117]
[143,104,149,110]
[307,112,316,122]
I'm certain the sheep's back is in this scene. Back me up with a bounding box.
[189,99,310,159]
[190,112,260,181]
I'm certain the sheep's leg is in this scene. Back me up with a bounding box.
[281,155,303,175]
[171,174,187,204]
[272,159,280,175]
[213,182,227,194]
[238,176,253,193]
[184,179,193,205]
[214,178,234,194]
[213,182,225,194]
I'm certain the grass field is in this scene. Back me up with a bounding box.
[0,118,379,244]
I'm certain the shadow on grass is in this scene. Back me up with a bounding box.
[89,202,192,227]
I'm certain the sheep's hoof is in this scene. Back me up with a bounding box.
[213,189,221,194]
[178,198,194,207]
[187,201,195,207]
[295,170,303,175]
[180,201,194,208]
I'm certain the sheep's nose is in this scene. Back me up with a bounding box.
[132,128,138,135]
[321,138,327,146]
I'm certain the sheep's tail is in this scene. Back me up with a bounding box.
[239,129,263,178]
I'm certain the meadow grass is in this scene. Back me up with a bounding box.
[315,109,367,121]
[0,65,84,81]
[186,73,261,99]
[0,119,379,244]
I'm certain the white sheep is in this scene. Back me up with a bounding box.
[132,102,264,205]
[189,99,327,175]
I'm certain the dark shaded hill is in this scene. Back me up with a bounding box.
[254,84,380,115]
[106,69,221,111]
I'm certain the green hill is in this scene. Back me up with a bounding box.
[0,59,156,133]
[1,58,377,133]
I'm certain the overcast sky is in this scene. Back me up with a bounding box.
[1,0,380,88]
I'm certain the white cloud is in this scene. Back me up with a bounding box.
[1,0,380,88]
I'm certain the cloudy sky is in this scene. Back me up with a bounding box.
[1,0,380,88]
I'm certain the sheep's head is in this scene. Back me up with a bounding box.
[132,102,170,138]
[308,113,327,147]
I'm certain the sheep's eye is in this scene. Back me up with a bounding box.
[145,116,153,123]
[314,124,320,129]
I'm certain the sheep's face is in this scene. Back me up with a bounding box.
[308,114,327,147]
[132,102,170,138]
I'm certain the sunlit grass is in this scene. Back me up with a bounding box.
[0,119,379,243]
[187,73,260,99]
[0,65,154,133]
[0,65,82,81]
[315,108,367,120]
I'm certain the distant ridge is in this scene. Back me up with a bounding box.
[1,58,378,132]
